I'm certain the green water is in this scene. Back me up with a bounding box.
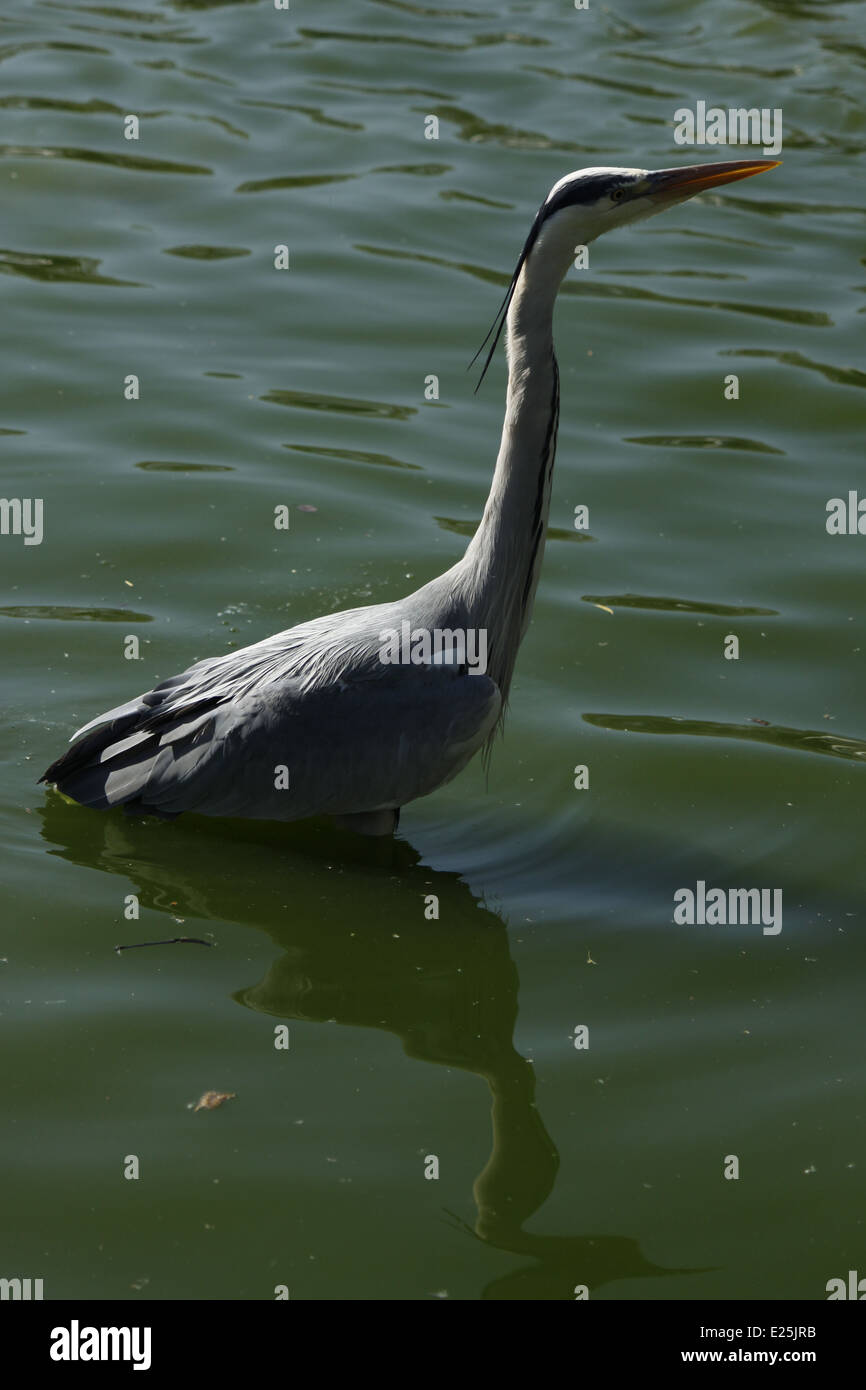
[2,0,864,1301]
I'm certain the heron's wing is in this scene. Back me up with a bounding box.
[41,616,357,789]
[42,654,501,822]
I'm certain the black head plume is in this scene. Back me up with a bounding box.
[468,171,633,391]
[468,205,546,393]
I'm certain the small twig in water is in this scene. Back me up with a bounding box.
[114,936,213,953]
[441,1208,480,1242]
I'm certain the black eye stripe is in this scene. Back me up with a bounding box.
[542,175,634,216]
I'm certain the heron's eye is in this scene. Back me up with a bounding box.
[611,188,626,202]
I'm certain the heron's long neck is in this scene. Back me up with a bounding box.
[460,256,562,700]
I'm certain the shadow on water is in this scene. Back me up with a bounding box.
[37,797,701,1300]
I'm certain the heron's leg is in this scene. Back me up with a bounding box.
[332,809,400,837]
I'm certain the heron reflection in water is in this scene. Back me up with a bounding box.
[41,802,705,1298]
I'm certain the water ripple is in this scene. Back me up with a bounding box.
[0,605,153,623]
[163,244,250,260]
[237,163,449,193]
[580,595,778,617]
[720,348,866,389]
[65,23,205,46]
[239,100,364,132]
[285,444,421,471]
[624,435,785,455]
[297,26,547,51]
[438,189,513,208]
[135,461,234,473]
[527,65,681,100]
[236,171,355,193]
[136,59,233,86]
[584,712,866,763]
[317,78,453,98]
[0,41,109,63]
[0,144,212,175]
[424,103,598,152]
[611,51,799,79]
[261,389,416,421]
[0,248,143,286]
[370,0,486,16]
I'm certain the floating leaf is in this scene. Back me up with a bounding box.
[192,1090,236,1112]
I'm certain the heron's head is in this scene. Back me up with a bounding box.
[474,159,779,386]
[538,159,780,248]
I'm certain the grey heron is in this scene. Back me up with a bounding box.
[42,158,779,835]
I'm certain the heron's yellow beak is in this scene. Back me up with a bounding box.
[647,158,781,201]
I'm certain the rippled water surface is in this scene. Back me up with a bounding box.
[2,0,864,1301]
